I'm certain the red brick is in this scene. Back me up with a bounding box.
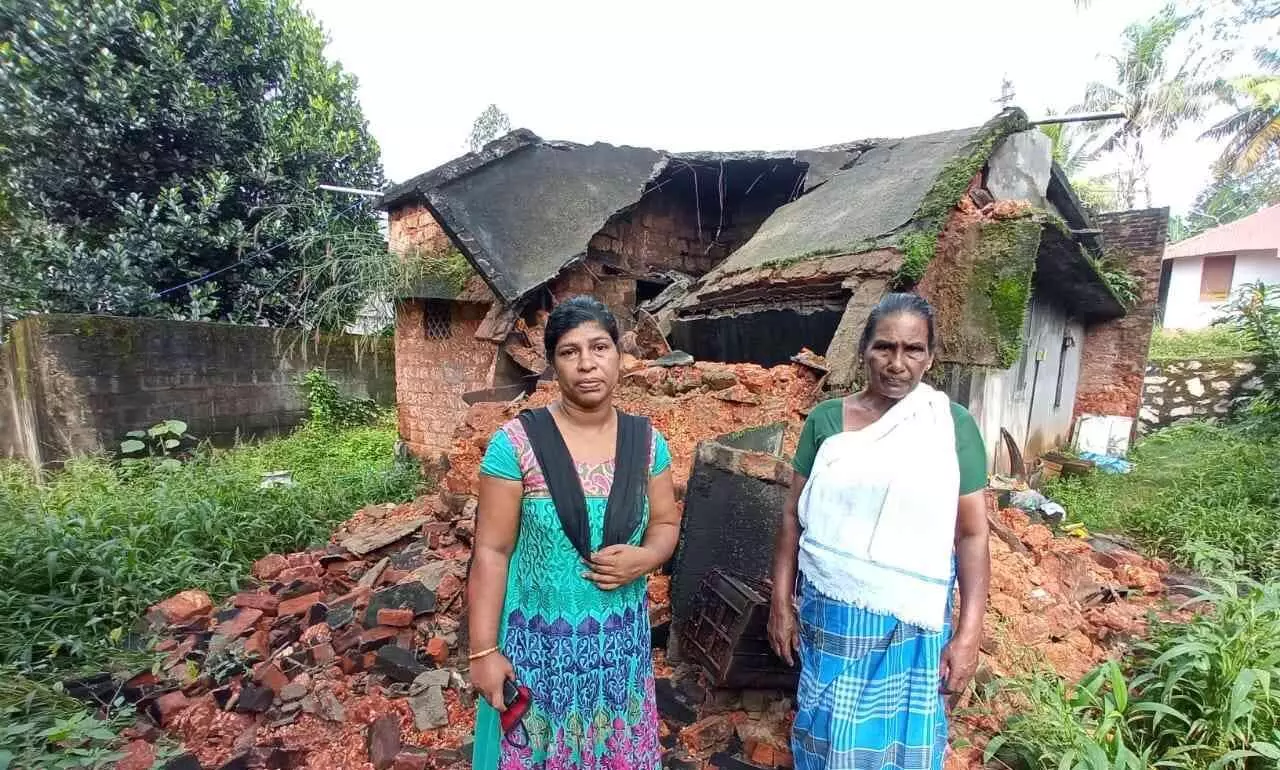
[244,628,270,661]
[252,554,288,581]
[680,715,734,754]
[310,642,335,665]
[147,590,213,626]
[276,565,320,583]
[277,592,323,617]
[380,568,410,587]
[435,573,464,601]
[152,691,191,726]
[213,608,263,640]
[425,637,449,665]
[253,662,289,693]
[393,751,431,770]
[360,625,400,651]
[375,607,415,628]
[233,591,280,615]
[339,654,365,675]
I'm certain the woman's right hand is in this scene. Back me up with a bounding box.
[470,651,515,711]
[767,596,800,667]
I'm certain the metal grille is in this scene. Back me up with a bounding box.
[424,301,451,340]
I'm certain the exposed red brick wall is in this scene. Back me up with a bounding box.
[548,263,636,329]
[395,299,495,460]
[1073,208,1169,419]
[388,202,453,256]
[388,202,499,462]
[587,180,780,278]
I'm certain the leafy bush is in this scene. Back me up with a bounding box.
[1149,326,1253,361]
[1221,282,1280,427]
[986,565,1280,770]
[0,415,420,669]
[1047,424,1280,580]
[118,418,197,469]
[298,368,379,428]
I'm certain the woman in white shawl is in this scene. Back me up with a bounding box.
[769,293,990,770]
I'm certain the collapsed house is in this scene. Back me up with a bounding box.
[380,108,1169,471]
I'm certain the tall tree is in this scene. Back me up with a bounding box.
[0,0,384,329]
[469,104,512,152]
[1172,157,1280,239]
[1073,3,1215,207]
[1202,68,1280,173]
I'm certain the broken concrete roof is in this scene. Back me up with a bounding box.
[379,133,879,304]
[707,125,991,275]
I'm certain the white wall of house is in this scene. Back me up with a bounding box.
[948,292,1084,470]
[1162,251,1280,329]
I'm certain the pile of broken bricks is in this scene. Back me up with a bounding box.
[112,501,478,770]
[93,354,1185,770]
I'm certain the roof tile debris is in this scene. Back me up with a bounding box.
[107,355,1179,769]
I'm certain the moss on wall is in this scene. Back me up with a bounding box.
[404,248,477,299]
[972,217,1041,367]
[892,109,1031,288]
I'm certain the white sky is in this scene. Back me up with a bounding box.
[300,0,1239,216]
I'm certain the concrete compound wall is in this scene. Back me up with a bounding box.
[1,314,394,467]
[1139,357,1263,432]
[1073,208,1169,420]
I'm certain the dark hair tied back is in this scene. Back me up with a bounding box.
[544,296,620,361]
[858,293,937,355]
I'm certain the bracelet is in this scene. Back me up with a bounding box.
[468,645,500,661]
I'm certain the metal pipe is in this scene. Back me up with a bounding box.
[1029,111,1126,126]
[318,184,384,197]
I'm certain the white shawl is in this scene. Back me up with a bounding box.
[797,382,959,631]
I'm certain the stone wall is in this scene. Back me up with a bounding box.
[1074,208,1169,420]
[2,315,394,467]
[1139,357,1263,432]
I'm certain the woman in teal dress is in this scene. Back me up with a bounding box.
[468,296,680,770]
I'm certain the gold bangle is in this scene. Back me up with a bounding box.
[468,645,500,661]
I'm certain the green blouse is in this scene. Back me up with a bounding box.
[791,398,988,496]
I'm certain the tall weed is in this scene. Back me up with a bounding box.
[987,563,1280,770]
[0,414,421,670]
[1047,423,1280,579]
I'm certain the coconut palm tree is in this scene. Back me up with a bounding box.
[1073,3,1215,207]
[1201,50,1280,174]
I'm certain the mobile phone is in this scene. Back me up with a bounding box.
[502,679,520,708]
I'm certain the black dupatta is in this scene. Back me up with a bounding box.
[516,407,651,561]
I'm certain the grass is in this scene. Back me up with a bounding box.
[984,568,1280,770]
[1046,423,1280,581]
[1148,326,1254,361]
[0,413,422,670]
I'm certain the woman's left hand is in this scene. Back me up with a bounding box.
[585,545,658,590]
[939,634,980,706]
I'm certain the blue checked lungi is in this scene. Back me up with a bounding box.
[792,576,952,770]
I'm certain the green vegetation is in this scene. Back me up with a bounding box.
[974,217,1040,368]
[409,248,478,299]
[0,415,420,669]
[0,373,419,766]
[297,368,379,428]
[0,0,384,329]
[890,109,1030,288]
[1047,424,1280,580]
[1088,254,1143,308]
[1149,326,1254,361]
[985,566,1280,770]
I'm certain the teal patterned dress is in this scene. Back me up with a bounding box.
[472,417,671,770]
